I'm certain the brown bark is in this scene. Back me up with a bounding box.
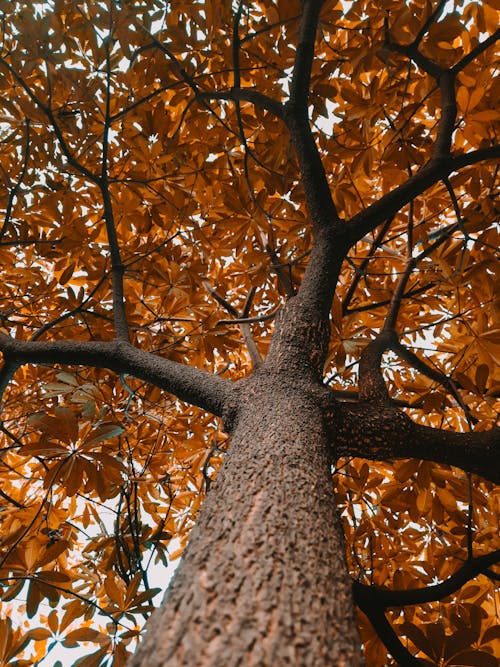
[333,402,500,485]
[130,369,362,667]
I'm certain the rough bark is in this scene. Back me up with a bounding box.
[130,369,362,667]
[333,402,500,485]
[0,336,230,416]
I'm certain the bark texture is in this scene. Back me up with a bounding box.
[333,402,500,485]
[130,369,362,667]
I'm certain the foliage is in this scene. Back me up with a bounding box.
[0,0,498,665]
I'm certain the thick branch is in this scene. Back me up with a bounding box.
[433,70,456,159]
[452,28,500,74]
[357,332,396,403]
[284,0,340,236]
[355,603,423,666]
[260,2,347,322]
[297,227,346,318]
[288,0,324,111]
[353,549,500,666]
[354,549,500,609]
[451,145,500,169]
[409,422,499,483]
[264,295,331,379]
[334,403,499,484]
[0,335,232,417]
[346,146,500,246]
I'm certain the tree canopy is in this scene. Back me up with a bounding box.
[0,1,499,665]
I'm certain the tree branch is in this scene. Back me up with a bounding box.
[345,16,500,249]
[288,0,324,111]
[353,520,500,665]
[1,52,131,343]
[342,218,393,315]
[345,144,500,247]
[433,70,456,160]
[353,549,500,666]
[198,89,284,120]
[0,119,31,242]
[334,403,499,484]
[0,335,233,417]
[100,39,130,342]
[355,602,423,666]
[391,341,471,417]
[452,28,500,74]
[0,56,98,182]
[354,549,500,609]
[263,241,297,298]
[357,332,396,403]
[356,213,476,409]
[412,0,447,48]
[284,0,340,230]
[204,283,263,368]
[344,283,433,315]
[451,145,500,170]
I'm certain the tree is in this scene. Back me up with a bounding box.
[0,0,498,664]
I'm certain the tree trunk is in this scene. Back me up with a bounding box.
[130,372,362,666]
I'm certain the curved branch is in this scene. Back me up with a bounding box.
[0,335,233,417]
[353,549,500,667]
[346,15,499,249]
[354,549,500,609]
[355,602,423,666]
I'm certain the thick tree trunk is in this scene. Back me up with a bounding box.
[130,372,362,666]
